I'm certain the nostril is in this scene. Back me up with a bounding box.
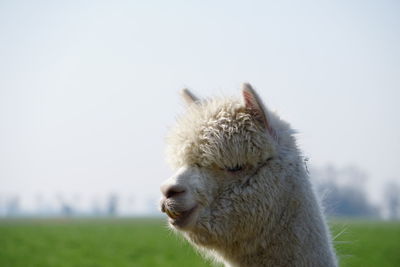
[162,184,186,199]
[161,202,166,213]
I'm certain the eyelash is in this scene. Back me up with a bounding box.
[226,165,243,172]
[194,163,244,173]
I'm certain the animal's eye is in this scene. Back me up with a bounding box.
[226,165,243,172]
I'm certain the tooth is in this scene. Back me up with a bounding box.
[166,209,176,219]
[171,211,178,218]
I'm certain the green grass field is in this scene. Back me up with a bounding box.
[0,218,399,267]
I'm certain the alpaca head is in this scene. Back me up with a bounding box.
[160,84,297,249]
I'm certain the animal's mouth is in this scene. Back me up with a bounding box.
[163,205,198,229]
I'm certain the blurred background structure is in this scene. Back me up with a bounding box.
[0,0,399,219]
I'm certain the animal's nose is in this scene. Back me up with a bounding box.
[161,184,187,199]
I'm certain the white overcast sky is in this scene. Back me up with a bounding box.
[0,0,399,211]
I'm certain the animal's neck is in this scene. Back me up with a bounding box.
[217,187,337,267]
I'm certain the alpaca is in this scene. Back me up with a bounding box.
[160,83,337,267]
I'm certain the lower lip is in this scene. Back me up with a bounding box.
[169,206,198,228]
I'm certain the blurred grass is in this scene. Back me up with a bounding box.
[0,218,209,267]
[0,218,399,267]
[331,219,400,267]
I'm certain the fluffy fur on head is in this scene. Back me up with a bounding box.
[160,84,337,267]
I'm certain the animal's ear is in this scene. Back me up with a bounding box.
[181,88,199,105]
[242,83,275,137]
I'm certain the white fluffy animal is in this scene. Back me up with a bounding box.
[160,84,337,267]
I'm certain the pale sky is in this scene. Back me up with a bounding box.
[0,1,399,213]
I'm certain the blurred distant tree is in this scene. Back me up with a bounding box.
[311,164,379,218]
[57,195,75,217]
[60,203,74,216]
[384,182,400,220]
[6,196,20,216]
[106,193,118,216]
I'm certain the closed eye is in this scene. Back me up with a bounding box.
[226,165,243,172]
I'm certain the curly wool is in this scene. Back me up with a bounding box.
[163,85,337,267]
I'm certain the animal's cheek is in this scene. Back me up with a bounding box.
[194,184,219,209]
[197,172,220,194]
